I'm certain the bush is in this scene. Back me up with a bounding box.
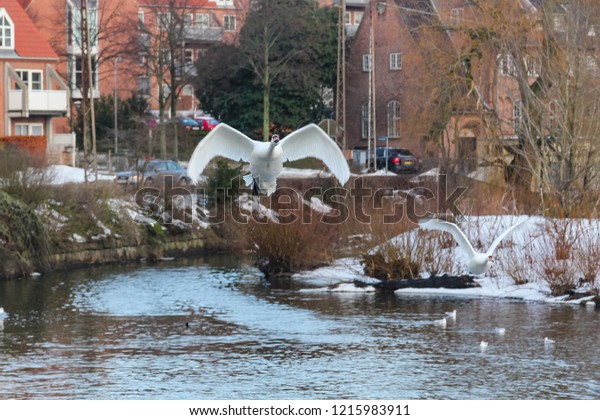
[362,250,419,281]
[204,160,242,205]
[0,144,54,207]
[249,206,344,277]
[0,190,49,277]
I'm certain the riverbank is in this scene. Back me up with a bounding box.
[0,163,223,280]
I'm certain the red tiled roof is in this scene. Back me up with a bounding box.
[1,0,58,59]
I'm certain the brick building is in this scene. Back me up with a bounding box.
[344,0,534,179]
[1,0,72,163]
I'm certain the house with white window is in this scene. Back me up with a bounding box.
[1,0,73,163]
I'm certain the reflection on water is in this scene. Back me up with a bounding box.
[0,256,599,399]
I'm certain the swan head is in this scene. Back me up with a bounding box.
[271,134,280,144]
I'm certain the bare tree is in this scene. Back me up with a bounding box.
[471,0,600,213]
[137,0,200,160]
[38,0,138,179]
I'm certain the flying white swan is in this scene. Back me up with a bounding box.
[419,218,530,276]
[187,123,351,196]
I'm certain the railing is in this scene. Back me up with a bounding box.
[8,90,69,115]
[184,27,224,42]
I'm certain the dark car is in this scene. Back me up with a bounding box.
[178,117,201,130]
[374,147,420,173]
[114,159,191,186]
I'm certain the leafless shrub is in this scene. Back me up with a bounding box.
[0,145,55,206]
[249,207,344,276]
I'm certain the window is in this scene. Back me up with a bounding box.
[387,101,401,138]
[224,15,236,32]
[451,8,464,26]
[158,12,171,30]
[184,13,193,27]
[138,77,150,95]
[586,56,599,74]
[138,11,145,23]
[345,12,350,25]
[197,13,210,28]
[588,25,596,37]
[362,54,372,72]
[354,12,364,25]
[513,100,522,130]
[74,55,98,90]
[525,56,540,78]
[390,53,402,70]
[67,2,98,47]
[498,54,515,76]
[15,124,43,136]
[553,14,566,32]
[15,70,43,90]
[0,9,14,49]
[183,85,194,96]
[361,103,372,139]
[184,49,194,67]
[548,100,561,131]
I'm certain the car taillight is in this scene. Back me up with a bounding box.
[392,157,401,164]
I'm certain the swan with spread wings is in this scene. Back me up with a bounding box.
[187,123,350,196]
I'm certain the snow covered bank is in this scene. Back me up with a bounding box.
[296,215,599,306]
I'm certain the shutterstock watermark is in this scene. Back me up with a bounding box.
[133,175,468,226]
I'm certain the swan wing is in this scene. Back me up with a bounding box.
[279,124,350,186]
[487,218,530,254]
[187,123,255,183]
[419,219,477,259]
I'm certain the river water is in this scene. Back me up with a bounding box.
[0,256,598,400]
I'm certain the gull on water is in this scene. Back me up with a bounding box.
[480,341,488,351]
[495,327,506,335]
[445,310,457,320]
[433,318,447,328]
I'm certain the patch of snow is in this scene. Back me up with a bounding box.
[305,196,333,214]
[297,215,600,305]
[46,165,114,184]
[237,193,279,222]
[71,233,87,243]
[278,168,335,179]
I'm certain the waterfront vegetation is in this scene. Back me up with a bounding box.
[0,146,598,301]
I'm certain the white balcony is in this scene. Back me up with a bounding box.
[8,89,69,116]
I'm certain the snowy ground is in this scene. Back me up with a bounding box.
[46,165,114,184]
[295,215,599,307]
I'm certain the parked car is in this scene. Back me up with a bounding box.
[194,116,220,131]
[114,159,191,186]
[374,147,420,173]
[178,117,201,130]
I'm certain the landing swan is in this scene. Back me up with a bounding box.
[187,123,351,196]
[419,218,530,275]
